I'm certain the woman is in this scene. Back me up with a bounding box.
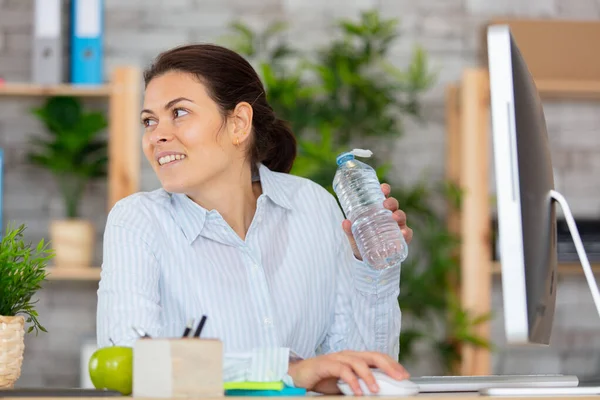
[96,43,413,395]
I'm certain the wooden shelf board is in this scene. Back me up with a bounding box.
[536,79,600,100]
[45,266,101,281]
[492,261,600,275]
[0,83,111,97]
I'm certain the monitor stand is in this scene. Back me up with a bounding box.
[482,190,600,397]
[550,190,600,318]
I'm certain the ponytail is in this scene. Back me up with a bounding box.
[251,116,297,174]
[260,118,297,173]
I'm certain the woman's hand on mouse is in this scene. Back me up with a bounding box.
[342,183,413,260]
[287,350,410,395]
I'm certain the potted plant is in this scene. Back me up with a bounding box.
[27,95,108,269]
[0,224,54,388]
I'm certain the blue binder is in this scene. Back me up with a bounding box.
[70,0,103,85]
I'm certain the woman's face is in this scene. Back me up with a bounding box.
[141,70,251,194]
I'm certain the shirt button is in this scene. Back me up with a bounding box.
[264,317,272,325]
[256,215,263,224]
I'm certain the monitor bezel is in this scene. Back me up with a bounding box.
[487,24,530,344]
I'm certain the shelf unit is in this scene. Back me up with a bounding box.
[46,267,101,281]
[446,19,600,376]
[0,66,142,281]
[0,84,112,97]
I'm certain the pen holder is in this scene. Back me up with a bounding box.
[133,338,224,398]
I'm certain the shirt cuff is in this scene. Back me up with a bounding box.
[353,256,401,295]
[223,347,290,382]
[283,350,304,387]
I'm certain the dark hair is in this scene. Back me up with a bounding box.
[143,44,297,174]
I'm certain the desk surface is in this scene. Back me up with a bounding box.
[2,396,600,399]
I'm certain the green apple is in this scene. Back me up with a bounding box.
[88,343,133,395]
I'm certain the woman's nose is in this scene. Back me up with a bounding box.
[148,126,174,145]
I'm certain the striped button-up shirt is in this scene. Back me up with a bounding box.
[96,163,401,382]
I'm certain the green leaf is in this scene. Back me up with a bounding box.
[27,96,108,218]
[398,329,424,364]
[262,21,288,39]
[0,223,53,335]
[222,21,256,57]
[471,311,494,326]
[458,334,493,349]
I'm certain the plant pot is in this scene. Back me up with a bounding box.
[50,219,95,268]
[0,316,25,389]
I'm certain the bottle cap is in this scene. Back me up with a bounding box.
[351,149,373,158]
[336,149,373,166]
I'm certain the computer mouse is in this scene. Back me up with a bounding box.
[337,368,420,396]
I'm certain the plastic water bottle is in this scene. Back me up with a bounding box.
[332,149,408,270]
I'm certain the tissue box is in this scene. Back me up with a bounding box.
[133,338,223,398]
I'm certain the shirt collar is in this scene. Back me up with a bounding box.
[255,163,294,211]
[171,192,209,244]
[171,163,294,244]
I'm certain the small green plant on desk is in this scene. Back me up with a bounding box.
[0,224,54,388]
[27,95,108,269]
[222,9,492,373]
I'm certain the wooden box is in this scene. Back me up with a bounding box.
[481,19,600,82]
[133,338,224,398]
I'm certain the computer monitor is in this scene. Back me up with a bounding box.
[487,24,600,346]
[407,25,599,395]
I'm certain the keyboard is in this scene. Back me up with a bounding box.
[411,374,579,392]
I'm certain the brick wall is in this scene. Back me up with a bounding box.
[1,0,599,387]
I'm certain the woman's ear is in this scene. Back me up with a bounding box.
[229,101,253,146]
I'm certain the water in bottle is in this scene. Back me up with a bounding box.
[332,149,408,270]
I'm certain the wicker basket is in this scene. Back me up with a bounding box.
[0,315,25,389]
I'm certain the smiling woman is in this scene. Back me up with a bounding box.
[96,43,413,395]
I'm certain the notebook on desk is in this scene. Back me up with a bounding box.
[0,388,122,397]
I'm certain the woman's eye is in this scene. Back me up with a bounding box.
[142,118,157,127]
[173,108,189,118]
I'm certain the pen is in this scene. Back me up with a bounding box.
[132,326,152,339]
[193,315,207,338]
[182,318,195,338]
